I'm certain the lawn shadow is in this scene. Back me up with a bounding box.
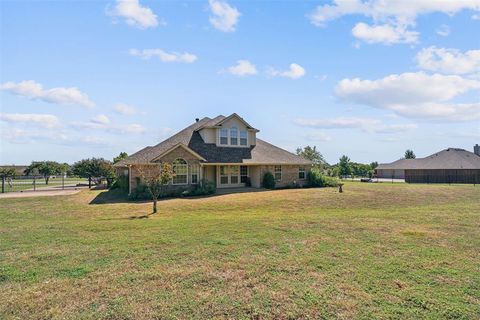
[89,189,132,205]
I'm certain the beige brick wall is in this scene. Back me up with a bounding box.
[258,165,311,188]
[129,147,202,191]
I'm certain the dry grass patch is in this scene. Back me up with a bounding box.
[1,182,479,319]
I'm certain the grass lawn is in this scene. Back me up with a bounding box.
[1,182,479,319]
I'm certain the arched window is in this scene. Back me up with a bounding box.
[172,158,188,185]
[230,126,238,145]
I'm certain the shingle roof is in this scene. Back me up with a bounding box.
[116,115,311,166]
[376,148,480,170]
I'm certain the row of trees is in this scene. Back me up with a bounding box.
[1,152,130,185]
[296,146,417,178]
[296,146,377,178]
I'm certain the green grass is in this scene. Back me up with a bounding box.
[0,182,479,319]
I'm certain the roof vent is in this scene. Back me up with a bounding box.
[474,144,480,156]
[195,118,199,122]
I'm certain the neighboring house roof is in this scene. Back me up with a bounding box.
[116,115,311,166]
[376,148,480,170]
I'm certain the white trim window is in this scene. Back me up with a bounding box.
[298,166,306,180]
[230,127,238,145]
[220,166,229,184]
[220,128,228,145]
[172,158,188,185]
[230,165,239,184]
[191,164,199,184]
[240,130,247,146]
[274,165,282,181]
[240,165,248,183]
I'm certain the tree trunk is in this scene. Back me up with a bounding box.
[45,176,49,185]
[153,198,157,213]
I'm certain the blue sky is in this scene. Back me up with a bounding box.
[1,0,479,165]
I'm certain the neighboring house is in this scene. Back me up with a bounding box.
[376,145,480,184]
[115,114,312,193]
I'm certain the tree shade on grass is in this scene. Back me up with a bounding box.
[0,182,479,319]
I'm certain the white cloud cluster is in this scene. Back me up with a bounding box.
[335,72,480,121]
[71,115,146,134]
[416,47,480,75]
[268,63,306,79]
[0,80,95,108]
[436,24,451,37]
[352,22,418,44]
[227,60,258,76]
[209,0,241,32]
[0,113,60,128]
[113,103,138,115]
[108,0,160,29]
[294,117,417,134]
[309,0,480,44]
[129,48,197,63]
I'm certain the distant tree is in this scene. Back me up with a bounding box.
[0,167,16,177]
[72,158,115,184]
[338,155,352,178]
[370,161,378,169]
[404,149,416,159]
[137,163,174,214]
[113,152,128,164]
[24,161,68,184]
[296,146,327,169]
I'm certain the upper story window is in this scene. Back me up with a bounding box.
[240,130,247,146]
[172,158,188,185]
[220,128,228,145]
[230,127,238,145]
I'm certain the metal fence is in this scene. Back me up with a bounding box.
[1,176,92,193]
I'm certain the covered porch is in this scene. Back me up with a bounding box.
[202,164,262,188]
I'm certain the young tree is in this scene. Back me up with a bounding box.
[113,152,128,164]
[338,155,352,178]
[137,163,174,214]
[404,149,416,159]
[72,158,115,185]
[296,146,327,169]
[24,161,68,184]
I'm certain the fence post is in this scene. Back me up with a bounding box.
[62,175,65,190]
[88,176,91,189]
[1,176,4,193]
[33,176,36,191]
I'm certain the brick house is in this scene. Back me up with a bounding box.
[115,114,312,193]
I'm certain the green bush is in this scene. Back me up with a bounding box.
[262,172,275,189]
[307,169,338,187]
[128,184,151,200]
[182,180,216,197]
[110,175,129,192]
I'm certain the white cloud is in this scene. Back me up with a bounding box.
[113,103,138,115]
[108,0,160,29]
[416,47,480,75]
[124,124,147,134]
[0,80,95,108]
[335,72,480,121]
[309,0,480,45]
[268,63,306,79]
[129,48,197,63]
[294,117,417,134]
[352,22,418,44]
[208,0,241,32]
[92,114,110,125]
[472,13,480,20]
[227,60,257,76]
[305,131,332,142]
[436,24,450,36]
[0,113,60,128]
